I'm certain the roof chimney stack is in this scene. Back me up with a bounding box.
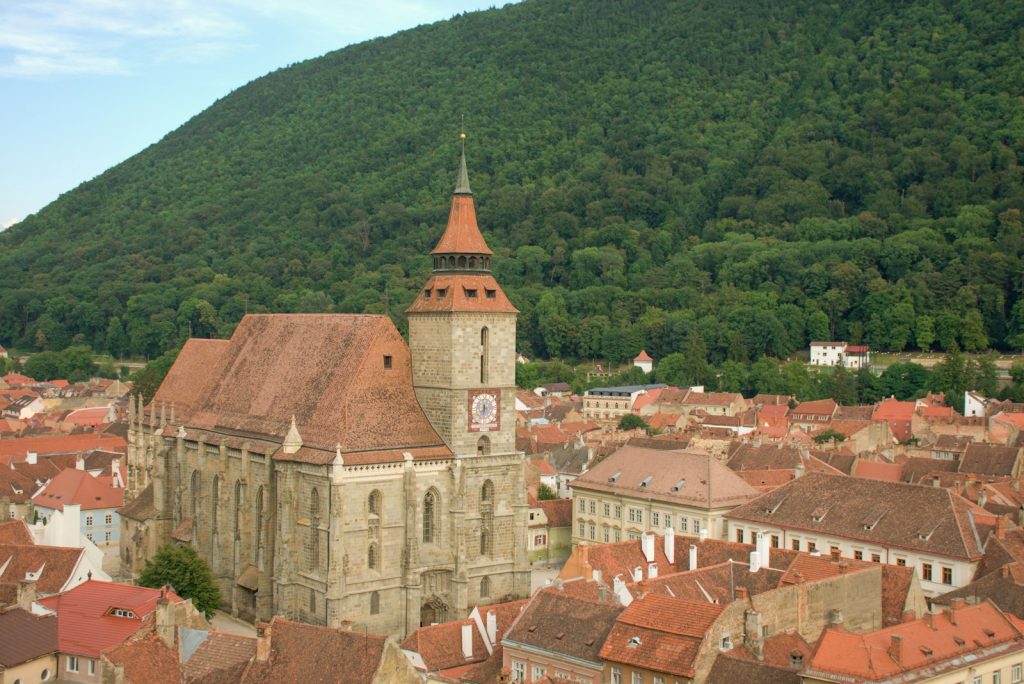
[888,634,902,663]
[486,610,497,644]
[689,544,698,570]
[749,551,761,573]
[664,528,675,565]
[641,532,655,563]
[461,623,473,659]
[256,622,272,662]
[17,578,36,611]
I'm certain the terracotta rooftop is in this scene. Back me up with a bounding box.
[599,594,723,678]
[960,443,1020,476]
[805,600,1024,681]
[504,590,622,665]
[32,467,123,511]
[0,433,126,464]
[634,350,653,362]
[103,631,182,684]
[0,543,85,594]
[149,338,230,418]
[726,472,986,561]
[791,399,838,416]
[182,630,257,681]
[0,520,34,545]
[406,273,518,314]
[243,616,390,684]
[0,607,57,668]
[852,459,905,482]
[401,599,527,673]
[571,445,760,509]
[431,193,493,256]
[537,498,572,527]
[161,314,451,466]
[38,580,184,658]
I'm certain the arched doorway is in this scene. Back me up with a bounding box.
[420,596,448,627]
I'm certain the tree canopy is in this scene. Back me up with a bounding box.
[138,544,221,618]
[0,0,1021,371]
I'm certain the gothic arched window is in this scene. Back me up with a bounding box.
[368,490,381,517]
[211,475,220,528]
[308,488,321,572]
[480,576,490,598]
[477,435,491,456]
[233,480,244,542]
[370,591,380,615]
[368,542,378,571]
[190,471,200,521]
[423,489,438,544]
[255,486,265,569]
[481,479,494,504]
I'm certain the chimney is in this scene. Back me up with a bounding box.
[689,544,698,570]
[838,562,848,574]
[256,622,272,662]
[744,608,764,661]
[735,586,749,600]
[111,458,124,489]
[648,562,658,579]
[997,516,1007,540]
[155,595,176,648]
[1018,505,1024,527]
[664,528,675,565]
[486,610,497,644]
[17,578,36,611]
[1003,565,1011,579]
[931,475,940,488]
[757,532,771,568]
[828,609,844,630]
[75,455,85,470]
[62,503,81,547]
[794,461,805,478]
[633,566,643,582]
[461,623,473,659]
[830,548,841,562]
[888,634,902,663]
[749,551,761,573]
[978,489,988,507]
[641,532,655,563]
[26,451,37,465]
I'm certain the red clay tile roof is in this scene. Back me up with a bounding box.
[726,472,985,561]
[0,607,57,667]
[0,520,34,544]
[183,631,256,681]
[0,543,85,594]
[243,616,389,684]
[806,600,1024,681]
[960,443,1020,476]
[600,594,722,677]
[62,406,112,426]
[642,561,787,604]
[401,599,526,674]
[0,433,126,464]
[37,580,183,658]
[791,399,838,416]
[103,631,182,684]
[530,458,556,476]
[537,498,572,527]
[852,459,905,482]
[737,469,795,492]
[0,466,37,504]
[32,467,123,511]
[406,274,518,314]
[166,315,451,466]
[634,350,653,362]
[572,446,760,509]
[431,194,493,255]
[150,338,230,418]
[119,483,157,521]
[504,590,622,664]
[1,373,36,387]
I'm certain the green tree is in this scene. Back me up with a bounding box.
[915,316,935,351]
[618,414,650,432]
[806,310,830,344]
[537,483,557,500]
[130,346,182,403]
[138,544,221,618]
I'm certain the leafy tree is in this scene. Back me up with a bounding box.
[138,544,221,618]
[618,414,650,432]
[915,316,935,352]
[130,346,182,403]
[537,483,557,500]
[806,310,830,344]
[813,429,846,444]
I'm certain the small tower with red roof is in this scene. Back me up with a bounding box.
[633,350,653,374]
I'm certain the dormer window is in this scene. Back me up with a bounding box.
[465,288,478,298]
[485,289,496,299]
[811,505,831,523]
[671,479,686,492]
[639,476,652,488]
[423,289,431,299]
[437,288,447,299]
[383,355,392,369]
[108,608,136,618]
[628,636,641,648]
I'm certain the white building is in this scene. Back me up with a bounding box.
[810,341,871,369]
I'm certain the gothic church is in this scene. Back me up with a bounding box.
[121,145,531,638]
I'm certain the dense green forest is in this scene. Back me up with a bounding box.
[1,0,1022,372]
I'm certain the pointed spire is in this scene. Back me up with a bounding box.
[454,132,472,195]
[282,415,303,454]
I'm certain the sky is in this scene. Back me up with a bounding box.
[0,1,508,230]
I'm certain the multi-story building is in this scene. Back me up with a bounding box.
[570,445,760,546]
[809,341,871,369]
[725,472,985,595]
[121,146,530,638]
[583,384,666,421]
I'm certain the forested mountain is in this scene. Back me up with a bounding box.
[1,0,1022,367]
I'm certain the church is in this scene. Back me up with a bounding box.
[120,143,532,638]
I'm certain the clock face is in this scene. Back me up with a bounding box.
[468,390,500,432]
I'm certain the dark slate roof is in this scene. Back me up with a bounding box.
[503,590,622,664]
[0,608,57,667]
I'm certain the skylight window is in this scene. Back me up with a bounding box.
[639,476,653,488]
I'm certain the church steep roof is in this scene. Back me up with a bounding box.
[431,195,493,256]
[166,314,451,464]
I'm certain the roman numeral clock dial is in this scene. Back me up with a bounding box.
[468,389,500,432]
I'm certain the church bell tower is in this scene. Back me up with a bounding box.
[406,136,518,458]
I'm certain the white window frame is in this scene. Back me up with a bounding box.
[512,661,525,683]
[533,665,547,680]
[1012,663,1022,683]
[67,656,79,673]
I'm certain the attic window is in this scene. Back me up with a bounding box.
[861,510,886,531]
[811,505,831,523]
[919,645,933,657]
[671,479,686,492]
[984,628,996,638]
[953,636,965,647]
[628,636,641,648]
[527,625,537,632]
[791,653,804,668]
[423,289,431,299]
[108,608,136,619]
[465,288,478,298]
[383,355,393,370]
[485,289,496,299]
[555,632,565,640]
[437,288,447,299]
[608,471,621,484]
[639,476,653,489]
